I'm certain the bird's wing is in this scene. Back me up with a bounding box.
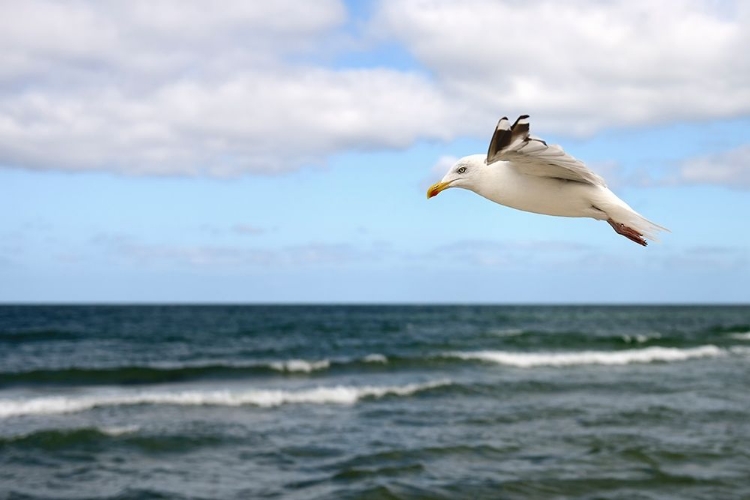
[486,115,606,187]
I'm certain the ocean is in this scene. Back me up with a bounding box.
[1,305,749,500]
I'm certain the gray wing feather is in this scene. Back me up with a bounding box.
[486,115,606,187]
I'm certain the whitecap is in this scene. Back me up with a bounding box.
[446,345,724,368]
[0,380,451,419]
[100,425,140,436]
[269,359,330,373]
[363,354,388,363]
[621,332,661,344]
[730,332,750,340]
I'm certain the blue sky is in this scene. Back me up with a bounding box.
[1,0,749,303]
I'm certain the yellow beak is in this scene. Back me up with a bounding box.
[427,181,452,199]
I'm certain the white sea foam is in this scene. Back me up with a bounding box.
[0,380,450,419]
[363,354,388,363]
[730,332,750,340]
[269,359,330,373]
[622,332,661,344]
[447,345,724,368]
[100,425,140,436]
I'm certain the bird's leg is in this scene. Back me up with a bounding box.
[607,219,647,247]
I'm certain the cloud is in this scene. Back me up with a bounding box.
[92,233,382,269]
[658,245,749,271]
[0,1,455,176]
[199,223,270,236]
[423,239,595,269]
[373,0,750,135]
[0,68,453,176]
[232,224,266,235]
[0,1,346,79]
[669,145,750,188]
[90,232,607,273]
[423,238,750,273]
[1,1,749,176]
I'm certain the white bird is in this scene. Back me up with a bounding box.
[427,115,668,246]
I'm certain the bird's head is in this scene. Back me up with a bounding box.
[427,155,483,198]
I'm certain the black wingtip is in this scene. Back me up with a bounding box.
[487,114,533,164]
[512,115,530,128]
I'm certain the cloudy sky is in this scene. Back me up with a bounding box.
[2,0,749,303]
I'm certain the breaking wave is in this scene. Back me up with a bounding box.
[445,345,724,368]
[269,359,331,373]
[269,355,387,372]
[0,380,451,418]
[0,354,392,387]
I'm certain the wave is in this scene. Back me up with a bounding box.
[363,354,388,363]
[0,425,229,455]
[2,341,738,387]
[100,425,140,436]
[489,328,525,337]
[0,380,451,418]
[730,332,750,340]
[707,324,750,336]
[621,333,661,344]
[0,426,136,450]
[269,359,331,373]
[477,329,685,350]
[0,364,268,387]
[445,345,724,368]
[268,353,388,372]
[0,354,391,387]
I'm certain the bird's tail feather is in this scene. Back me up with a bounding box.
[614,209,669,243]
[594,188,668,244]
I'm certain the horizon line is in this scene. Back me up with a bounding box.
[1,302,747,307]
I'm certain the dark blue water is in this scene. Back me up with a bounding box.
[1,305,749,499]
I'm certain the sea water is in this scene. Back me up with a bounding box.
[1,305,749,499]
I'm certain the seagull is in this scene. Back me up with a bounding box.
[427,115,668,246]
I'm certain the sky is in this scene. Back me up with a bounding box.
[1,0,749,304]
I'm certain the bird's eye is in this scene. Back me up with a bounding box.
[457,166,467,174]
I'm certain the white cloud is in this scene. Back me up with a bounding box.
[0,1,346,80]
[423,239,750,272]
[0,1,455,176]
[373,0,750,135]
[0,68,453,175]
[92,233,383,269]
[670,145,750,188]
[425,239,595,269]
[232,224,266,235]
[658,245,749,270]
[1,1,749,176]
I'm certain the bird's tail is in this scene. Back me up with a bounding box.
[594,188,669,245]
[609,206,669,245]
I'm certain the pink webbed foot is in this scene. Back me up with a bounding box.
[608,219,647,246]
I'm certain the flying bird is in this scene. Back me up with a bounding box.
[427,115,667,246]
